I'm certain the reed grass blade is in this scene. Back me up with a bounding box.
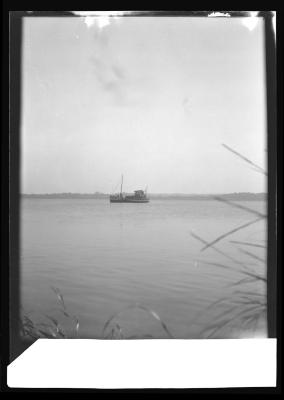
[201,260,267,282]
[213,195,266,218]
[191,231,254,270]
[237,247,266,263]
[102,303,173,339]
[200,217,264,251]
[230,240,266,248]
[222,144,267,175]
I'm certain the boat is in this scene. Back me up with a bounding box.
[110,175,149,203]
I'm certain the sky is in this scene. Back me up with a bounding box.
[21,15,267,194]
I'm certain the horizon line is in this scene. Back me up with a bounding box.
[21,191,266,196]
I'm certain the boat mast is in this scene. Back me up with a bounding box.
[120,174,123,198]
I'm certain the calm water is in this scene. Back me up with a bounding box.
[21,198,267,339]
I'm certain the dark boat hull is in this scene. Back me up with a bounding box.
[110,199,149,203]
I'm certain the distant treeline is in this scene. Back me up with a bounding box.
[21,192,266,200]
[150,193,266,200]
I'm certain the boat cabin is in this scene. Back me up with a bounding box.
[134,190,146,198]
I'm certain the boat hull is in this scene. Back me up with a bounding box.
[110,199,149,203]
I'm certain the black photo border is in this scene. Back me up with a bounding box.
[1,7,282,393]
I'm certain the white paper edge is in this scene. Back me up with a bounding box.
[7,338,277,388]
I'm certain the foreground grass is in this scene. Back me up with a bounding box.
[20,287,79,339]
[20,287,173,340]
[189,144,267,338]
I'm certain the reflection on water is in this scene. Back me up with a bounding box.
[20,198,267,339]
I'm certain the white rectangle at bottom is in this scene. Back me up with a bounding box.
[7,339,276,388]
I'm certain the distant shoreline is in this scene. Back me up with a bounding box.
[21,193,266,201]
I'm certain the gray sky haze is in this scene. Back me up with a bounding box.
[21,16,267,194]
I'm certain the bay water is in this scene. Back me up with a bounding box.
[20,198,267,339]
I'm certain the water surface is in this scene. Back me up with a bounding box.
[21,198,267,339]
